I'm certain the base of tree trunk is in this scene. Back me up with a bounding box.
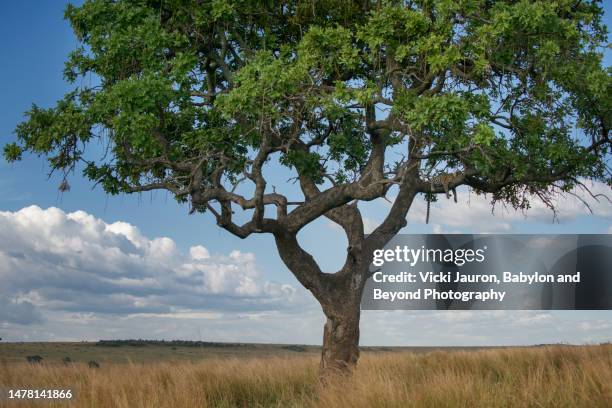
[319,310,360,381]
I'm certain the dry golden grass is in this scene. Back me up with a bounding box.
[1,344,610,407]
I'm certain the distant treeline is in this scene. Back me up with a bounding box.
[96,340,252,348]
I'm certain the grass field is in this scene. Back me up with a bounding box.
[0,341,321,365]
[0,341,493,365]
[1,342,610,407]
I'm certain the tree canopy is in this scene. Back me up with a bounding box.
[4,0,611,374]
[5,1,610,231]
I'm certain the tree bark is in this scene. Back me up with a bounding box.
[320,302,361,378]
[273,216,375,380]
[317,268,366,380]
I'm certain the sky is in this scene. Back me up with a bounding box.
[0,1,611,346]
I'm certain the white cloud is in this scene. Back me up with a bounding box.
[190,245,210,260]
[1,206,610,345]
[360,311,612,346]
[403,180,611,232]
[0,206,297,325]
[328,181,610,235]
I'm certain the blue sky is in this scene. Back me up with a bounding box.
[0,1,611,345]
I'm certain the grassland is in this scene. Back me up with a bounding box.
[0,340,488,365]
[0,341,321,365]
[1,342,610,407]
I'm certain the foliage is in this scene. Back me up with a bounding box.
[4,0,610,214]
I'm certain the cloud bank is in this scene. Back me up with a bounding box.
[353,180,612,233]
[412,181,611,232]
[1,205,610,345]
[0,206,297,325]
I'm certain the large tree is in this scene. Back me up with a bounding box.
[4,0,611,376]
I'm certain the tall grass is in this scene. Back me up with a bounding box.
[1,344,610,407]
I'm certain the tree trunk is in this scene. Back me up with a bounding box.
[273,230,368,380]
[320,305,361,378]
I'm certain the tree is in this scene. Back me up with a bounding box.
[4,0,611,377]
